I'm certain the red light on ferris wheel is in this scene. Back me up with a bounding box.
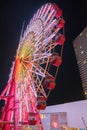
[50,53,62,67]
[57,19,65,29]
[53,3,59,10]
[56,9,62,18]
[56,35,66,45]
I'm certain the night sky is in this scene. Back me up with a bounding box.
[0,0,87,106]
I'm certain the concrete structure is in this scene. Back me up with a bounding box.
[73,27,87,98]
[41,100,87,130]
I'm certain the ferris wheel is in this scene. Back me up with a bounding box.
[0,2,65,130]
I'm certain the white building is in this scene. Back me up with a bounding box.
[41,100,87,130]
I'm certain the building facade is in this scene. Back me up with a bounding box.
[73,27,87,98]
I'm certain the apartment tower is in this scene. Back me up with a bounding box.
[73,27,87,98]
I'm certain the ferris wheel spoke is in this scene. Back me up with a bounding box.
[45,19,57,32]
[40,4,52,21]
[37,85,47,98]
[31,74,47,97]
[39,65,55,79]
[44,9,56,26]
[34,32,58,54]
[30,65,45,78]
[34,40,56,55]
[32,52,51,63]
[43,41,56,52]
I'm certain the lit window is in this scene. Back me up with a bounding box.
[83,60,87,64]
[82,84,85,87]
[75,48,77,52]
[84,91,87,95]
[79,33,83,36]
[77,61,79,64]
[81,51,84,54]
[85,34,87,37]
[73,44,75,46]
[79,46,82,49]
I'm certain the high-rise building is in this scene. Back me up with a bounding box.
[73,27,87,98]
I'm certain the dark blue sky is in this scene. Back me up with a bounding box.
[0,0,87,106]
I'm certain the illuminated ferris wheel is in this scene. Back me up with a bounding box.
[0,2,65,130]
